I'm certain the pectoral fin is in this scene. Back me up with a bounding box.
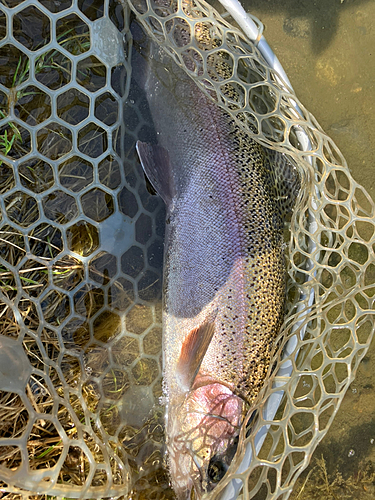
[136,141,176,206]
[176,321,216,391]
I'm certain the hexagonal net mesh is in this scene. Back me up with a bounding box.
[126,0,375,498]
[0,0,169,498]
[0,0,373,499]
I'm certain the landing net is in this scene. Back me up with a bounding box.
[0,0,373,499]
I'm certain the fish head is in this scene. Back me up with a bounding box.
[167,382,246,499]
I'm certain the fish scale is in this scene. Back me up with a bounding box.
[194,120,286,403]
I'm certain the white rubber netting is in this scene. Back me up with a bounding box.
[126,0,375,498]
[0,0,373,499]
[0,0,169,498]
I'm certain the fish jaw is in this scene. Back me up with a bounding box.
[166,382,246,499]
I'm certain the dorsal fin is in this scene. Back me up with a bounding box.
[136,141,176,206]
[176,321,216,391]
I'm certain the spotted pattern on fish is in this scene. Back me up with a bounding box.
[191,118,286,405]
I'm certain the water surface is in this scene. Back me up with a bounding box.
[242,1,375,496]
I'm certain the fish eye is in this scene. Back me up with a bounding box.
[207,456,228,484]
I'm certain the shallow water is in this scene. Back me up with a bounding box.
[245,0,375,202]
[241,1,375,496]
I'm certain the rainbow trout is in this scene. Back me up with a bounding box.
[133,35,286,499]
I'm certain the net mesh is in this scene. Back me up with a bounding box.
[0,0,373,498]
[0,0,169,497]
[126,0,375,498]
